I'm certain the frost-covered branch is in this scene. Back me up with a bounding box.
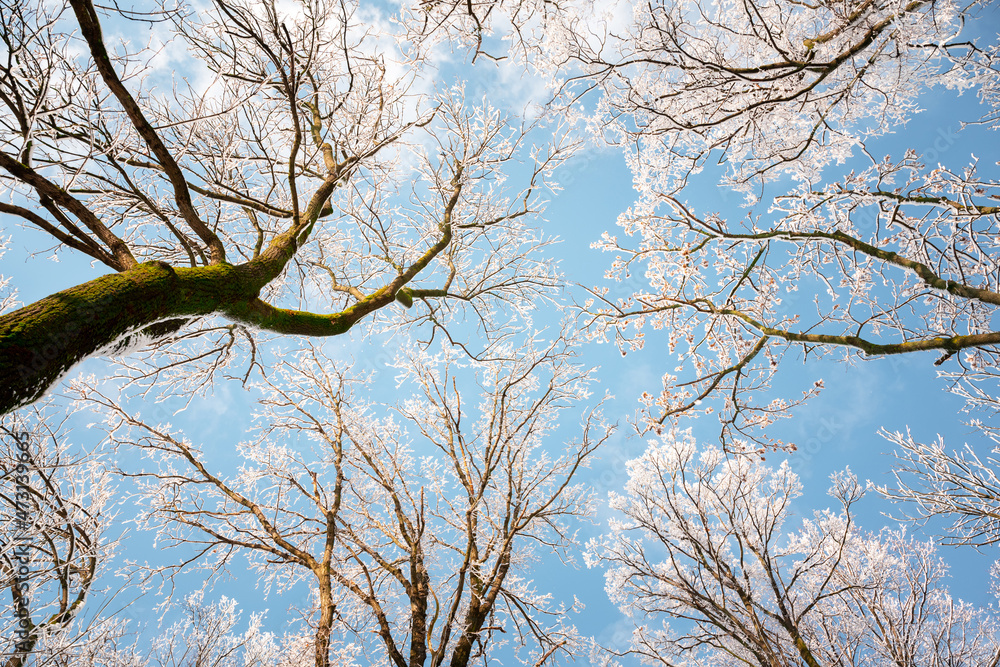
[74,332,609,667]
[588,431,1000,666]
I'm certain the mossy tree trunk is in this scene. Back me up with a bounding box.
[0,0,468,416]
[0,255,422,415]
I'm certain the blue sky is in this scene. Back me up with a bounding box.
[3,3,1000,662]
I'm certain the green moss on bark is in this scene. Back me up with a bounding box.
[0,261,261,414]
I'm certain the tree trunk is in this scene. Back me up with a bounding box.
[315,576,335,667]
[0,261,264,414]
[1,220,423,415]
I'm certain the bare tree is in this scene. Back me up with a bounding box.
[73,333,610,667]
[566,0,1000,449]
[880,429,1000,548]
[585,151,1000,449]
[0,0,574,414]
[0,405,116,667]
[555,0,985,187]
[28,589,316,667]
[141,592,298,667]
[588,431,1000,667]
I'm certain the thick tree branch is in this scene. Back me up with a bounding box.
[68,0,227,264]
[0,152,136,269]
[0,201,118,268]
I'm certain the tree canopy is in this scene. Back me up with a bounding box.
[4,0,1000,664]
[0,0,570,414]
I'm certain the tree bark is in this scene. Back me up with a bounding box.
[0,258,403,415]
[315,573,335,667]
[0,262,243,413]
